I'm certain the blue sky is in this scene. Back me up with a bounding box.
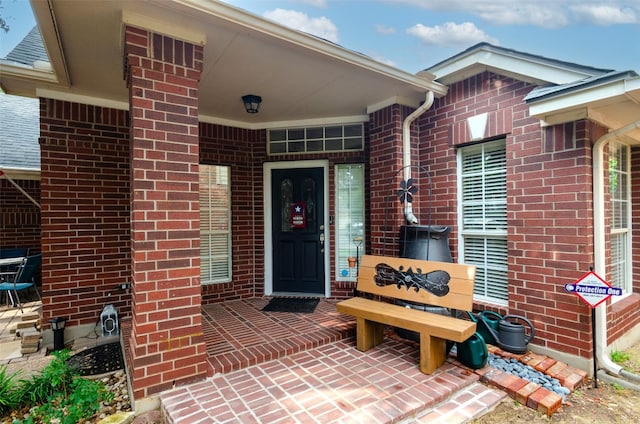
[2,0,639,73]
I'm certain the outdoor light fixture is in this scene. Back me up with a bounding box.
[49,317,67,351]
[100,304,119,337]
[241,94,262,113]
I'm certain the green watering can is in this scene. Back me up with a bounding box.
[455,331,488,370]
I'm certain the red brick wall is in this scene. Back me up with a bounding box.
[198,121,367,301]
[39,99,130,329]
[368,104,410,256]
[516,120,595,358]
[199,124,266,302]
[124,26,208,398]
[418,71,608,358]
[0,178,40,254]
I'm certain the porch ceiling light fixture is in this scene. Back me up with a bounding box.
[242,94,262,114]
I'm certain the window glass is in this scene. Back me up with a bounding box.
[267,123,364,155]
[609,141,631,293]
[458,141,508,304]
[200,164,231,283]
[335,164,365,281]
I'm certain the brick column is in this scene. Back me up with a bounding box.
[124,26,208,398]
[367,104,410,255]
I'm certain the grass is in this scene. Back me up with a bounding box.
[610,350,631,364]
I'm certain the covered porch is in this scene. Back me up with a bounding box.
[1,298,507,423]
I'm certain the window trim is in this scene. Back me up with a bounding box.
[334,163,365,282]
[457,139,508,306]
[608,141,632,301]
[268,123,364,156]
[199,164,232,285]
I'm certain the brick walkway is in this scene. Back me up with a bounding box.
[161,338,506,423]
[159,299,507,423]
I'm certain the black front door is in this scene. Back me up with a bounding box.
[271,167,325,294]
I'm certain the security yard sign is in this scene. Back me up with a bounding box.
[564,270,623,389]
[564,271,623,308]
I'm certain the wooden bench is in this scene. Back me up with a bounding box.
[336,254,477,374]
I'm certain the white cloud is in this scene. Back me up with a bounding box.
[375,24,396,35]
[296,0,328,7]
[570,5,638,25]
[387,0,639,28]
[263,8,339,42]
[406,22,498,47]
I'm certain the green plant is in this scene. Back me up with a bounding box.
[613,382,625,392]
[6,349,113,424]
[25,377,113,424]
[0,366,22,414]
[16,349,75,407]
[610,350,631,364]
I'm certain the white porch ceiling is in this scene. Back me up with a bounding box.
[0,0,446,129]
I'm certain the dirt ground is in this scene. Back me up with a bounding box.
[470,342,640,423]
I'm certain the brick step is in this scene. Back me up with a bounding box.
[407,382,507,423]
[19,329,42,344]
[12,320,40,333]
[21,312,40,322]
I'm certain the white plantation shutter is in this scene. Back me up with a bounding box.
[609,141,631,294]
[335,164,365,281]
[200,165,231,283]
[459,141,508,304]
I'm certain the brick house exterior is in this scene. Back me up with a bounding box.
[2,2,639,403]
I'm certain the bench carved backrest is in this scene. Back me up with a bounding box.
[356,255,476,311]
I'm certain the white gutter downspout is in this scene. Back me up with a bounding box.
[402,91,434,224]
[593,119,640,378]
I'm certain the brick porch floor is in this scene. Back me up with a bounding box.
[152,298,507,423]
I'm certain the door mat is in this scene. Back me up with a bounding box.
[262,297,319,313]
[67,341,124,376]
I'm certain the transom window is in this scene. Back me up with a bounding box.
[457,140,508,305]
[268,124,364,155]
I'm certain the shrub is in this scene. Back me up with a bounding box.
[2,349,113,424]
[0,366,22,415]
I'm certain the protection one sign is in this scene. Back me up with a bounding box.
[564,271,623,308]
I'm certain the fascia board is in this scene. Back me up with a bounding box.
[36,88,129,111]
[528,79,633,119]
[431,49,598,86]
[199,114,369,131]
[29,0,71,88]
[0,62,59,84]
[0,167,41,181]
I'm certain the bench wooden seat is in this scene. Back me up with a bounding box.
[336,254,477,374]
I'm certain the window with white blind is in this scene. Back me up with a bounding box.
[458,140,508,304]
[609,141,631,295]
[200,164,231,284]
[335,164,365,281]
